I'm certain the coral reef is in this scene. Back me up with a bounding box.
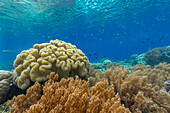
[131,62,170,89]
[130,46,170,66]
[88,64,170,112]
[90,59,112,70]
[164,80,170,93]
[130,53,146,65]
[88,66,105,87]
[164,46,170,58]
[106,62,124,71]
[0,70,13,104]
[102,59,112,68]
[8,61,170,113]
[13,39,90,89]
[144,47,170,66]
[90,63,103,69]
[8,73,130,113]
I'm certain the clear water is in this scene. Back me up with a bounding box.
[0,0,170,70]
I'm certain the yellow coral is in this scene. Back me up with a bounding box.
[13,39,90,89]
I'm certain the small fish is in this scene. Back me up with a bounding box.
[100,66,103,68]
[159,36,164,41]
[95,57,98,59]
[147,38,150,40]
[94,53,97,55]
[119,41,123,44]
[89,54,92,56]
[2,50,16,52]
[160,36,164,39]
[141,41,145,44]
[48,36,50,38]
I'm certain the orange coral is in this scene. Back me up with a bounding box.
[8,73,130,113]
[88,63,170,112]
[131,62,170,89]
[7,82,42,113]
[106,62,124,71]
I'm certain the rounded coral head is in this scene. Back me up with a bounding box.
[13,39,90,89]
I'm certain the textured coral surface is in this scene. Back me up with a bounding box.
[144,47,170,66]
[13,39,90,89]
[89,63,170,113]
[8,73,130,113]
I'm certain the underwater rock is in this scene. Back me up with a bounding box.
[0,70,13,104]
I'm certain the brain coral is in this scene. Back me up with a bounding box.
[13,39,90,89]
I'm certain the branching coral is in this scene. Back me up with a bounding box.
[106,62,124,71]
[155,62,170,81]
[13,39,90,89]
[88,66,105,87]
[7,81,42,113]
[131,63,151,76]
[131,62,170,89]
[89,64,170,112]
[8,73,130,113]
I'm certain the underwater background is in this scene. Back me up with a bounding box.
[0,0,170,69]
[0,0,170,113]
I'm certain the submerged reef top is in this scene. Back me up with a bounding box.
[13,39,90,89]
[8,65,170,113]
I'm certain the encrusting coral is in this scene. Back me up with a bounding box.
[7,72,130,113]
[12,39,90,89]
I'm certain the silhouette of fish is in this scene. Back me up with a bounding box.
[2,50,16,52]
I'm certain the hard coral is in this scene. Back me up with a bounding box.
[144,47,170,66]
[13,39,90,89]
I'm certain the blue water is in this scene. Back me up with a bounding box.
[0,0,170,70]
